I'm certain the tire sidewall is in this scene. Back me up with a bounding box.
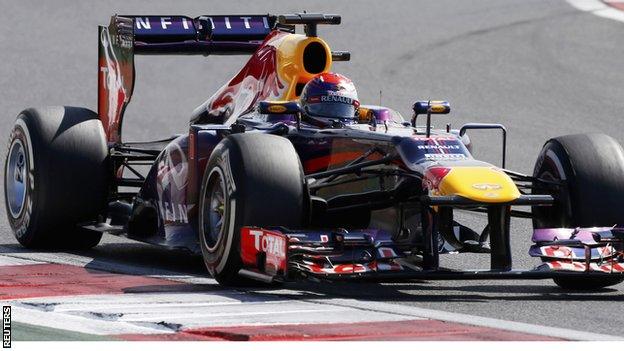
[532,139,573,228]
[4,107,108,249]
[5,119,39,245]
[198,134,307,284]
[199,141,242,279]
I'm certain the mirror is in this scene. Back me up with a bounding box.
[413,100,451,115]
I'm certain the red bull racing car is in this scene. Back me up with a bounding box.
[5,13,624,290]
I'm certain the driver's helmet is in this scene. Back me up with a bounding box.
[300,72,359,124]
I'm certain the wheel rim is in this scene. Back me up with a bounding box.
[202,170,226,251]
[6,139,27,219]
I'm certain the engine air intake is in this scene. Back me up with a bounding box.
[303,41,328,74]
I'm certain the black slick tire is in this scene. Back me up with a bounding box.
[4,107,109,249]
[198,133,306,286]
[533,133,624,290]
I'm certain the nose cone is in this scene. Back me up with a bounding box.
[437,167,521,203]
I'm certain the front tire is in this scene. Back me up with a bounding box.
[198,133,307,285]
[4,107,109,249]
[533,133,624,290]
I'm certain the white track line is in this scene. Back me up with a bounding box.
[0,255,43,266]
[7,292,416,334]
[567,0,624,22]
[7,305,174,335]
[322,299,623,341]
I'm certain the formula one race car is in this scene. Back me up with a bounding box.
[6,13,624,290]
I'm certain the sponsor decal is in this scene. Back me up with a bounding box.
[134,16,270,31]
[424,154,466,160]
[135,16,192,30]
[267,104,287,113]
[471,183,502,190]
[412,136,457,141]
[417,144,460,150]
[156,143,189,224]
[310,95,356,105]
[2,306,9,349]
[305,261,403,274]
[159,202,189,224]
[320,235,329,243]
[249,230,287,259]
[241,228,287,274]
[430,104,447,113]
[220,150,237,195]
[205,16,271,30]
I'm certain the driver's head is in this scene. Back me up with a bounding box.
[300,72,359,125]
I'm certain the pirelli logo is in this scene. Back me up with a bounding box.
[2,306,10,348]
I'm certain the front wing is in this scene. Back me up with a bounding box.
[238,227,624,282]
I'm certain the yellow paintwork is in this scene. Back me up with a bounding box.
[276,34,332,101]
[437,167,521,203]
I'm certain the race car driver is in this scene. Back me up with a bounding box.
[299,72,360,127]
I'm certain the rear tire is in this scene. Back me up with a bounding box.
[4,107,109,249]
[198,133,307,286]
[532,133,624,290]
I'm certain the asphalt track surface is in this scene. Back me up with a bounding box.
[1,0,624,340]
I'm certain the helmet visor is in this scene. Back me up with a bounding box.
[305,102,356,119]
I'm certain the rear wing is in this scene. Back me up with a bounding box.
[131,15,280,55]
[98,14,282,143]
[98,13,341,143]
